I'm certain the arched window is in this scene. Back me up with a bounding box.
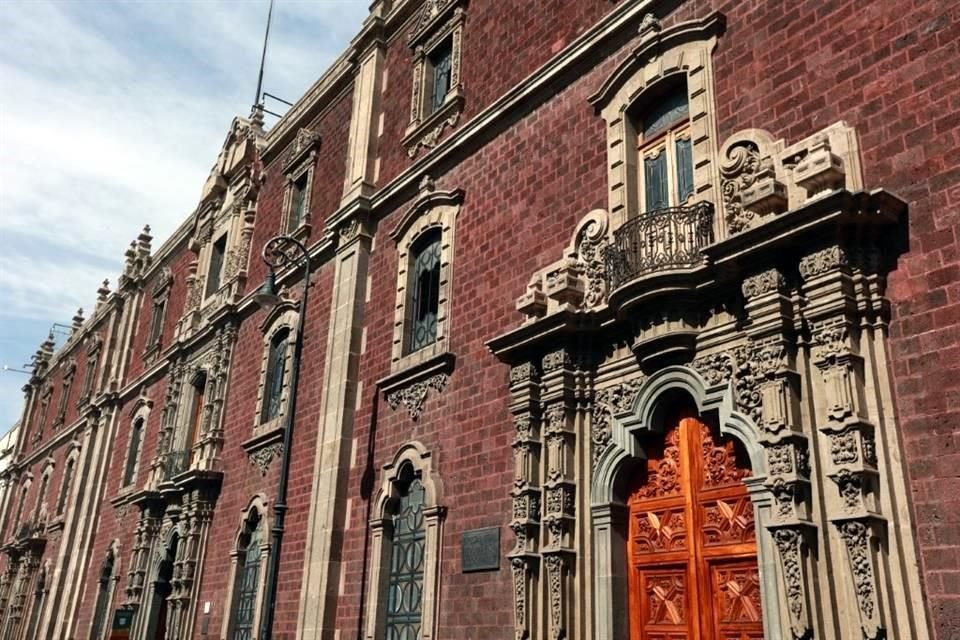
[261,329,289,423]
[13,484,29,531]
[123,418,144,487]
[364,443,444,640]
[57,457,76,516]
[407,229,442,353]
[634,82,694,212]
[186,371,207,468]
[384,464,426,639]
[229,511,264,640]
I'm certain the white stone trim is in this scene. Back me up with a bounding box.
[364,441,445,640]
[120,395,152,490]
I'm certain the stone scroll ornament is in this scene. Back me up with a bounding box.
[721,140,764,233]
[591,376,645,470]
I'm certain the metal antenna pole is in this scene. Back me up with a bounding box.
[254,0,275,108]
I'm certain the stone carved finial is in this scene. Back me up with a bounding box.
[71,308,84,332]
[97,279,110,304]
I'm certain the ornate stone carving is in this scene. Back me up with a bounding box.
[509,362,537,385]
[772,527,811,640]
[511,558,529,640]
[385,373,449,419]
[799,245,849,280]
[721,141,764,233]
[574,213,609,308]
[544,554,566,640]
[810,317,850,365]
[408,0,457,43]
[592,376,645,468]
[837,520,883,639]
[741,268,786,300]
[542,349,573,373]
[693,351,735,386]
[248,442,282,476]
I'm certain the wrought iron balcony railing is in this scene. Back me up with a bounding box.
[604,202,714,290]
[162,449,190,481]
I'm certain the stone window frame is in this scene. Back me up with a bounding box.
[280,128,320,241]
[144,267,174,362]
[251,303,299,437]
[32,383,53,444]
[363,441,445,640]
[33,460,54,524]
[402,0,467,157]
[54,441,81,519]
[121,395,153,491]
[634,82,695,212]
[220,495,271,640]
[10,477,31,538]
[88,541,121,640]
[388,179,462,374]
[588,13,726,235]
[53,359,77,431]
[78,335,102,408]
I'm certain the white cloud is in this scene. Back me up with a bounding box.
[0,0,368,426]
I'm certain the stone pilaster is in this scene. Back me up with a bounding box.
[296,216,372,640]
[538,348,579,640]
[507,361,541,640]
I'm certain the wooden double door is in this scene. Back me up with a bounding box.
[627,417,763,640]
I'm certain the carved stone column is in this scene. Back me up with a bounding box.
[508,361,541,640]
[539,348,579,640]
[736,268,815,640]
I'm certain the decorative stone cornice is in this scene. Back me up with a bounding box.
[378,351,455,420]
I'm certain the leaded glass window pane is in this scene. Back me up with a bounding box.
[149,299,165,345]
[644,149,669,211]
[408,232,441,353]
[676,137,694,203]
[261,329,288,423]
[385,478,425,640]
[641,87,689,140]
[430,41,453,113]
[232,520,262,640]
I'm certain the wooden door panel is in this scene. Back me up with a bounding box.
[628,417,761,640]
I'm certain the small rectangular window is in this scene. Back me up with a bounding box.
[206,235,227,297]
[428,40,453,114]
[288,174,309,231]
[123,419,144,486]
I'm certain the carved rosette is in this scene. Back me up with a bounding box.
[385,373,449,420]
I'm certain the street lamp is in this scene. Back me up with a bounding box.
[256,234,310,640]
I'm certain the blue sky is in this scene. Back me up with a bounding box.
[0,0,369,433]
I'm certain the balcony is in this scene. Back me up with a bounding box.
[604,202,714,290]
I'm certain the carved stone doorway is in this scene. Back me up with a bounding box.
[142,533,177,640]
[627,415,762,640]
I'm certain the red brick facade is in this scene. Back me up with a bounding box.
[0,1,956,639]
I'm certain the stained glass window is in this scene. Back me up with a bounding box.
[261,329,289,423]
[231,517,263,640]
[385,470,426,640]
[429,40,453,113]
[408,231,441,353]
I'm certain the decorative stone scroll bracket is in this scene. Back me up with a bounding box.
[517,209,611,322]
[719,122,863,235]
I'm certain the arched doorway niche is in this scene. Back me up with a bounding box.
[591,365,782,640]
